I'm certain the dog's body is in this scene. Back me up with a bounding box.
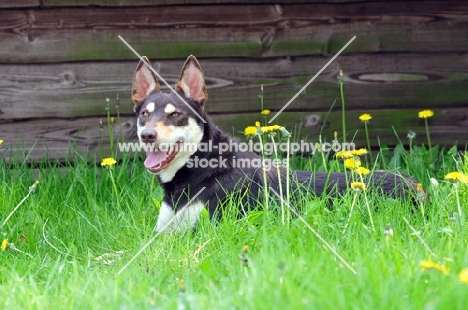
[131,55,418,233]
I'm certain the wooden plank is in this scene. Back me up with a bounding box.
[0,116,134,163]
[0,0,39,8]
[1,2,467,63]
[1,53,467,121]
[40,0,393,7]
[1,107,467,163]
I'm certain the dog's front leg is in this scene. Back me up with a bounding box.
[154,202,175,233]
[154,201,205,233]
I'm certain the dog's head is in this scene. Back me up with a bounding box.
[131,55,207,182]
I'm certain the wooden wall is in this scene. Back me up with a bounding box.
[0,0,467,162]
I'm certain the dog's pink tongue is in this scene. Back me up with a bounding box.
[144,151,167,168]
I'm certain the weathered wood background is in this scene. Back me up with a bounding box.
[0,0,467,162]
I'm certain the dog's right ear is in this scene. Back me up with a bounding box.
[132,56,160,111]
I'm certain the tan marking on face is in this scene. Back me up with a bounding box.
[154,122,175,141]
[164,103,176,114]
[157,118,204,183]
[146,102,155,113]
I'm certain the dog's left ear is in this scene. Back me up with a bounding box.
[176,55,207,109]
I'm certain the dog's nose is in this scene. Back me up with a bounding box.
[140,129,158,143]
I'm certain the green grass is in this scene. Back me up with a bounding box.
[1,139,468,309]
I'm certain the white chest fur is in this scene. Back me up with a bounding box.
[154,201,205,233]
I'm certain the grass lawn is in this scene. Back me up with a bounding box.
[1,121,468,309]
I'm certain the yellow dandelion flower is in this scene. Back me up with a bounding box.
[459,268,468,284]
[261,125,282,133]
[354,167,370,176]
[0,139,3,145]
[244,126,257,137]
[335,150,354,159]
[255,121,261,127]
[359,113,372,122]
[444,172,465,182]
[261,109,271,116]
[101,157,117,167]
[344,158,361,169]
[351,182,366,192]
[1,239,8,251]
[420,260,449,275]
[351,148,368,157]
[417,183,424,191]
[418,110,434,119]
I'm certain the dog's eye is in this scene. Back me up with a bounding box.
[141,111,149,117]
[170,112,181,117]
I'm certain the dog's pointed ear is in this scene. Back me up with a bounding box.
[176,55,207,109]
[132,56,160,111]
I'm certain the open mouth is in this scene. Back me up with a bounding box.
[144,141,182,173]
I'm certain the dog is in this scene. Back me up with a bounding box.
[131,55,419,233]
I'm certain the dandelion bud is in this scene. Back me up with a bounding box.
[258,84,264,98]
[29,180,39,193]
[105,98,110,111]
[384,224,394,237]
[279,127,291,140]
[178,279,185,294]
[238,245,249,267]
[407,131,416,140]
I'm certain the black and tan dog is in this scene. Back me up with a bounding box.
[131,55,418,233]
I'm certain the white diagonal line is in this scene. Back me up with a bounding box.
[402,217,437,259]
[268,36,356,123]
[116,187,206,276]
[270,188,357,274]
[118,35,207,124]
